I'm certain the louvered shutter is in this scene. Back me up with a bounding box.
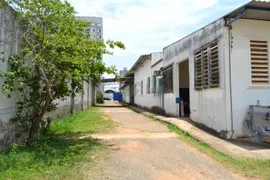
[250,40,269,84]
[202,48,209,88]
[209,42,219,88]
[195,51,203,89]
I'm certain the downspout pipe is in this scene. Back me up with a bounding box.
[228,25,235,139]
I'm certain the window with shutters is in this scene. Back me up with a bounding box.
[195,41,220,90]
[163,66,173,93]
[141,81,143,95]
[250,40,269,84]
[147,77,150,94]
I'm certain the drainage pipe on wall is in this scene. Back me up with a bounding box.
[228,25,235,139]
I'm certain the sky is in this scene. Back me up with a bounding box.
[67,0,250,77]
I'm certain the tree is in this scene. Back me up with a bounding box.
[96,90,104,104]
[0,0,125,141]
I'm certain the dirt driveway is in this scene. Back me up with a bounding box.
[91,101,245,180]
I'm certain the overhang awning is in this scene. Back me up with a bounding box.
[224,0,270,25]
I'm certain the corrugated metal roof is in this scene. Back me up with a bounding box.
[248,0,270,9]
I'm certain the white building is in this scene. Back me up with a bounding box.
[162,0,270,139]
[131,52,163,109]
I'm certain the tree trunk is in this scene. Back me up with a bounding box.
[28,117,42,141]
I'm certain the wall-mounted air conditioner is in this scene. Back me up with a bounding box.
[153,70,162,76]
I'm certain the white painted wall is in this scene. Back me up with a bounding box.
[151,52,163,66]
[230,19,270,137]
[0,6,20,125]
[163,19,232,135]
[122,85,130,103]
[134,57,163,109]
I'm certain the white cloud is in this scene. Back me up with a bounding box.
[68,0,249,74]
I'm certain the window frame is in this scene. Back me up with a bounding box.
[141,81,143,95]
[194,40,220,90]
[250,39,270,85]
[163,64,174,93]
[147,77,150,94]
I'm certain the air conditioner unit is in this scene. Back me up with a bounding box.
[154,70,162,76]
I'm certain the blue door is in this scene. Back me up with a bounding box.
[113,92,122,102]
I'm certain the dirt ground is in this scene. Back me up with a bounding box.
[89,101,246,180]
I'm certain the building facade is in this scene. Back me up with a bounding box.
[162,0,270,139]
[131,52,164,109]
[127,1,270,139]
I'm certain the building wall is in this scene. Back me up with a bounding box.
[151,52,163,65]
[230,19,270,137]
[122,85,130,103]
[134,58,163,109]
[163,18,232,136]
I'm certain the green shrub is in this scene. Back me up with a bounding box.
[96,90,104,104]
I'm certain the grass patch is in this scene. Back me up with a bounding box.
[51,107,116,135]
[148,115,270,180]
[0,107,115,180]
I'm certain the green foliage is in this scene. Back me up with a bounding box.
[125,71,134,76]
[0,0,125,141]
[0,107,115,180]
[0,136,105,180]
[96,90,104,104]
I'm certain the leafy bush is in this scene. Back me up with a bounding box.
[96,90,104,104]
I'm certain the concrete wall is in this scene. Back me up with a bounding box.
[134,57,163,109]
[0,5,25,150]
[163,18,232,136]
[151,52,163,65]
[48,81,94,120]
[230,19,270,137]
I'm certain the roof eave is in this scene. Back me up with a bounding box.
[129,54,150,72]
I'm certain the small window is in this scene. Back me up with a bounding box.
[97,23,102,26]
[250,40,269,84]
[98,29,102,33]
[195,40,220,90]
[163,65,173,93]
[147,77,150,94]
[92,29,96,32]
[141,81,143,95]
[91,23,95,26]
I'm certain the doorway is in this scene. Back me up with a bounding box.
[179,60,190,117]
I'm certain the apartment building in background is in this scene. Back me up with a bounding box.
[119,67,128,78]
[76,16,103,40]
